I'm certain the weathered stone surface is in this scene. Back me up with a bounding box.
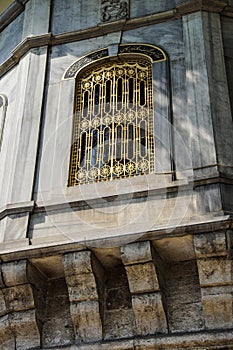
[168,302,204,333]
[104,309,135,340]
[197,258,232,285]
[125,262,160,294]
[2,283,34,312]
[70,300,102,343]
[2,260,28,286]
[121,241,153,265]
[65,273,98,302]
[202,293,233,329]
[132,293,167,335]
[194,232,227,258]
[9,309,40,350]
[0,290,7,317]
[63,251,93,275]
[0,315,15,349]
[42,277,74,348]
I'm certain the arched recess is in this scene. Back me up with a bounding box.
[0,94,8,152]
[53,44,171,189]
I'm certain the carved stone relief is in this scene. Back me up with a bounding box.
[101,0,129,22]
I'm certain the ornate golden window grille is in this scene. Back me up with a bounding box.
[68,59,154,186]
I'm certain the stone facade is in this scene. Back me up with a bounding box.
[0,0,233,349]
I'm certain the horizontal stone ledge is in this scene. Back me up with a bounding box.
[0,0,233,79]
[0,214,231,262]
[41,328,233,349]
[0,200,34,220]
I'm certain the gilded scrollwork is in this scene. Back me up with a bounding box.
[101,0,129,22]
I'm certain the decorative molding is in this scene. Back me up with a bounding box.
[63,48,109,79]
[118,44,166,62]
[101,0,129,23]
[0,1,233,79]
[63,44,166,80]
[0,0,29,32]
[0,200,34,220]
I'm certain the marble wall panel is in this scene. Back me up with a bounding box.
[52,0,100,34]
[183,13,217,171]
[122,20,184,60]
[0,12,24,65]
[130,0,174,18]
[0,67,19,207]
[22,0,50,38]
[8,47,47,204]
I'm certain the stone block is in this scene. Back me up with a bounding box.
[2,260,28,286]
[63,251,93,275]
[66,273,98,302]
[121,241,153,265]
[132,293,167,335]
[0,264,4,288]
[168,302,204,333]
[3,284,35,312]
[202,293,233,329]
[9,309,40,350]
[0,315,15,349]
[70,300,102,343]
[104,309,135,340]
[125,262,160,294]
[0,290,7,317]
[194,232,227,258]
[197,258,232,285]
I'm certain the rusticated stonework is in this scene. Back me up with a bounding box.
[101,0,129,22]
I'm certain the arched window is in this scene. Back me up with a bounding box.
[66,44,167,186]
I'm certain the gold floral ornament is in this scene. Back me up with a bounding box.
[105,71,113,79]
[113,162,124,176]
[126,110,135,122]
[138,71,147,79]
[103,115,112,125]
[127,68,135,76]
[80,119,90,130]
[126,161,136,174]
[115,113,125,124]
[92,117,101,128]
[83,81,91,89]
[100,165,111,177]
[89,167,99,179]
[138,108,148,119]
[75,169,87,183]
[94,74,102,82]
[138,159,149,172]
[116,68,124,76]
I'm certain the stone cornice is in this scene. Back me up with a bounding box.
[0,176,232,220]
[0,0,29,32]
[0,0,232,79]
[0,200,34,220]
[0,215,231,261]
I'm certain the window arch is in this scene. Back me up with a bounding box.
[67,45,167,186]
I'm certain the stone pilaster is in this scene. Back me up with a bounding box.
[1,260,40,349]
[194,232,233,329]
[63,251,104,344]
[121,241,168,336]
